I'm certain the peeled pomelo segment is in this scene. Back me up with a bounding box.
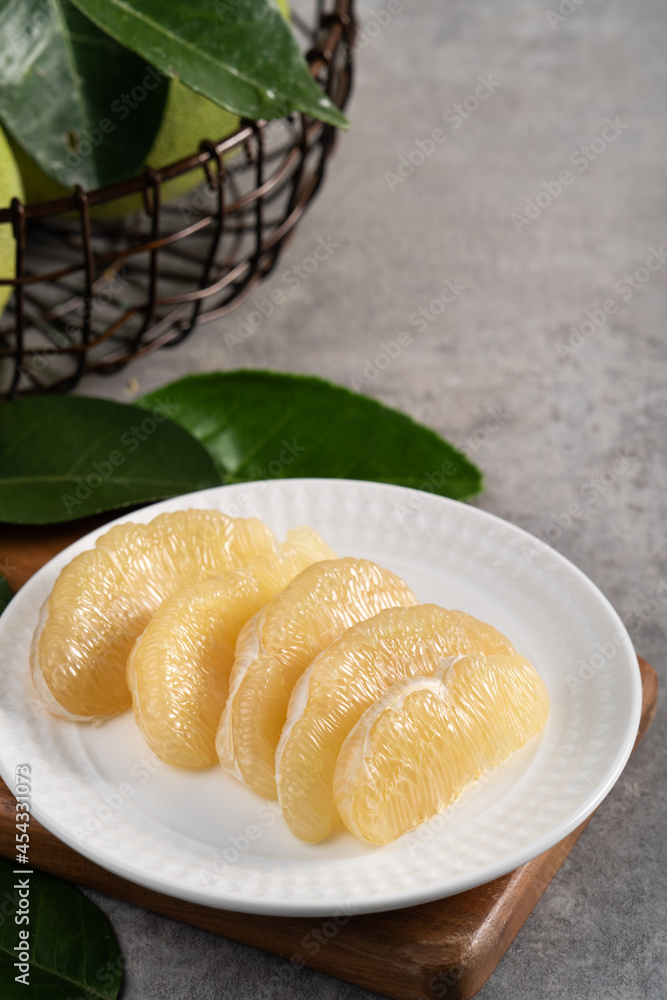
[127,526,336,767]
[276,604,516,843]
[216,558,418,799]
[30,509,279,722]
[334,653,550,844]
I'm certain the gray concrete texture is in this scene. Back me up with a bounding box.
[78,0,667,996]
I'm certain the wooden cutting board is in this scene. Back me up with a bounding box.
[0,520,659,1000]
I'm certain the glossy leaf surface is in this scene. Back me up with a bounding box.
[0,395,221,523]
[139,371,483,500]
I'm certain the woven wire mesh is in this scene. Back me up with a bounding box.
[0,0,355,400]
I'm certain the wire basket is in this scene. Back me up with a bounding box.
[0,0,355,400]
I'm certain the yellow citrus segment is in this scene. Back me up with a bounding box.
[127,526,336,767]
[276,604,516,842]
[31,509,279,721]
[334,653,550,844]
[216,558,418,798]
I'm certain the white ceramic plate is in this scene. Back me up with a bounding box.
[0,479,641,916]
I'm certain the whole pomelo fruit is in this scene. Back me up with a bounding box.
[0,124,24,314]
[15,81,241,217]
[16,0,291,217]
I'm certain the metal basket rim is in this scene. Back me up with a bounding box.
[0,4,354,226]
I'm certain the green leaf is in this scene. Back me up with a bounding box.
[0,573,11,614]
[138,371,483,501]
[0,857,122,998]
[0,0,168,189]
[68,0,348,129]
[0,395,222,524]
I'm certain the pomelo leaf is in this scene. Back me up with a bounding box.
[69,0,348,129]
[0,858,122,998]
[138,371,483,501]
[0,395,222,524]
[0,0,169,190]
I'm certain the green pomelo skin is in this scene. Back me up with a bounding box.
[14,0,292,218]
[0,124,24,313]
[15,81,241,217]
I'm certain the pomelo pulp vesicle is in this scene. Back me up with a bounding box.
[127,526,336,767]
[333,652,550,844]
[276,604,516,843]
[216,558,418,798]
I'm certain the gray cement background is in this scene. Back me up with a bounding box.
[77,0,666,996]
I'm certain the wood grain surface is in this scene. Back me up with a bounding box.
[0,518,658,1000]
